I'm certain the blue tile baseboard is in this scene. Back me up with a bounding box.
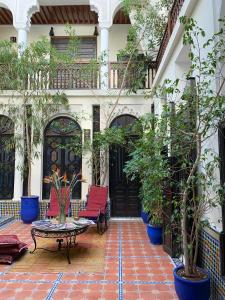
[0,200,111,220]
[198,227,225,300]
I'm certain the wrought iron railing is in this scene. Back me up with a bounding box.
[0,61,157,90]
[109,61,157,89]
[156,0,185,67]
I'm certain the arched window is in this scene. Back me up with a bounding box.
[42,117,82,199]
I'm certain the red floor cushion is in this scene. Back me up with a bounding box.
[0,235,28,264]
[0,254,15,264]
[0,250,27,265]
[0,242,28,255]
[0,235,20,247]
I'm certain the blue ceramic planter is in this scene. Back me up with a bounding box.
[141,210,149,223]
[21,196,39,224]
[174,265,210,300]
[147,224,163,245]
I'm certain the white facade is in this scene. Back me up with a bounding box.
[0,0,152,202]
[1,0,224,231]
[152,0,225,231]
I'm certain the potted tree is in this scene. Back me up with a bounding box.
[0,39,69,223]
[153,17,225,300]
[124,113,168,244]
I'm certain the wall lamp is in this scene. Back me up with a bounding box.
[49,27,54,37]
[93,26,98,36]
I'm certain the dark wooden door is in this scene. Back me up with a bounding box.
[109,115,141,217]
[0,116,14,199]
[42,117,82,199]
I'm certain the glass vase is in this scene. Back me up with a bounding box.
[58,205,66,224]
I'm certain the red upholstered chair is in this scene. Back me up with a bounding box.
[78,185,108,234]
[46,187,71,218]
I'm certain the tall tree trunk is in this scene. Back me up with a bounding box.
[182,133,201,277]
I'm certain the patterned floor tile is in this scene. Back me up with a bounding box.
[0,220,177,300]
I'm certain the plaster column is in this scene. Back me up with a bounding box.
[17,27,28,55]
[13,121,24,200]
[81,104,93,200]
[13,24,29,198]
[100,26,110,90]
[30,143,43,199]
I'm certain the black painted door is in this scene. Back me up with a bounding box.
[0,116,15,199]
[109,115,141,217]
[42,117,82,199]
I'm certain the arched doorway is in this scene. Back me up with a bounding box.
[0,115,15,199]
[42,116,82,199]
[109,114,141,217]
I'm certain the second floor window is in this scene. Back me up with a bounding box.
[51,37,97,61]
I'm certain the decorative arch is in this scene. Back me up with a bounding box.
[109,113,139,133]
[0,0,13,11]
[111,1,123,20]
[109,114,141,217]
[42,116,82,199]
[0,115,15,199]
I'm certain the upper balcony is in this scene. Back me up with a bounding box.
[0,61,156,90]
[0,3,156,91]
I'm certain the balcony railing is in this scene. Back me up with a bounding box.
[156,0,185,67]
[0,61,157,91]
[27,62,101,90]
[109,61,157,89]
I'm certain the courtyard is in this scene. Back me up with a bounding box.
[0,0,225,299]
[0,219,177,300]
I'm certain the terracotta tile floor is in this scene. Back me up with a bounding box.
[0,219,177,300]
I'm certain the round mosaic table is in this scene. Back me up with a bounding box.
[30,224,89,264]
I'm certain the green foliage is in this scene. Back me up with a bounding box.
[123,0,174,54]
[124,113,169,225]
[0,39,69,196]
[93,127,127,150]
[150,17,225,277]
[91,127,128,186]
[118,0,173,94]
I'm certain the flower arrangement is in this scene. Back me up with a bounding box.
[44,168,86,224]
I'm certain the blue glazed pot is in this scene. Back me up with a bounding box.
[21,196,39,224]
[141,210,149,223]
[147,224,163,245]
[174,265,210,300]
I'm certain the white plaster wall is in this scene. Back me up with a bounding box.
[0,93,148,200]
[37,95,149,200]
[152,0,223,231]
[0,24,130,61]
[0,25,17,39]
[109,24,130,60]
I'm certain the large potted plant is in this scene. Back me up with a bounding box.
[0,39,69,223]
[124,113,168,244]
[153,17,225,300]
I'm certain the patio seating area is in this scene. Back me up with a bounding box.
[0,219,177,300]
